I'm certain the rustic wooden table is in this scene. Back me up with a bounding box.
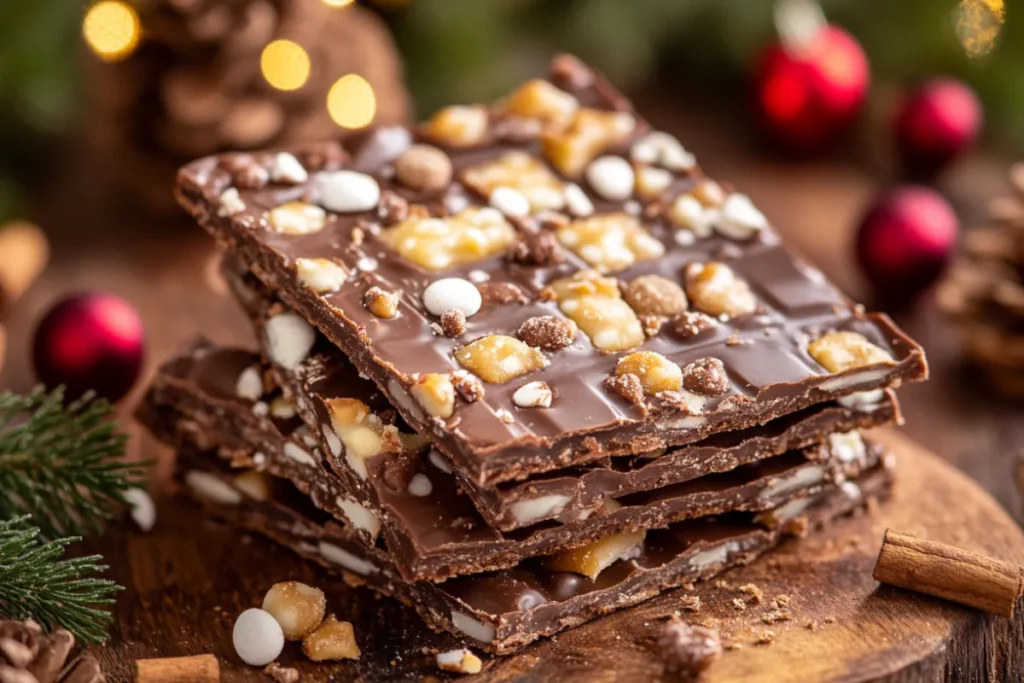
[1,102,1022,680]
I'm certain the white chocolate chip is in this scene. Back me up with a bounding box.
[264,312,316,370]
[715,193,767,240]
[236,365,263,401]
[436,648,483,675]
[323,427,342,456]
[468,269,490,284]
[489,186,531,218]
[283,442,317,467]
[184,471,242,506]
[315,170,381,213]
[218,188,246,216]
[630,131,695,171]
[512,381,552,408]
[271,152,308,184]
[355,257,378,272]
[124,487,155,532]
[423,278,481,317]
[296,258,347,294]
[585,156,634,201]
[563,183,594,217]
[233,608,284,666]
[252,401,269,417]
[429,450,453,473]
[407,473,433,497]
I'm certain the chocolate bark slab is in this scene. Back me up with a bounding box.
[175,55,927,486]
[174,447,893,654]
[140,340,883,582]
[225,261,901,530]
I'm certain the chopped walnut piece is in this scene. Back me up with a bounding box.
[363,286,399,319]
[547,528,645,579]
[436,648,484,675]
[500,79,578,126]
[639,314,663,338]
[739,583,764,604]
[512,228,564,266]
[296,258,347,294]
[604,373,645,405]
[410,373,456,419]
[380,207,516,270]
[623,274,688,317]
[616,351,683,395]
[680,595,702,612]
[517,315,578,350]
[377,190,410,226]
[268,201,327,235]
[542,108,636,177]
[451,370,485,403]
[555,213,665,273]
[301,616,360,662]
[807,331,895,373]
[681,357,730,396]
[440,309,467,337]
[635,165,674,199]
[685,261,757,318]
[512,380,553,408]
[264,662,300,683]
[423,105,489,147]
[463,151,566,213]
[655,618,721,679]
[454,335,548,383]
[394,144,453,194]
[550,271,644,352]
[477,281,529,305]
[674,310,717,339]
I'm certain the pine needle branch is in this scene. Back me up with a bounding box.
[0,516,121,643]
[0,385,148,537]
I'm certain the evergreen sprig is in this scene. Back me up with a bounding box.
[0,385,147,537]
[0,516,121,643]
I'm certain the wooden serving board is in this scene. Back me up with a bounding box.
[79,430,1024,681]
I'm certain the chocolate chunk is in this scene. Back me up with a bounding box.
[517,315,577,350]
[681,358,729,396]
[655,618,721,679]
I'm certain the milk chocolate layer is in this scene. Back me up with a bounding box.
[174,448,893,654]
[225,263,900,530]
[175,56,927,486]
[141,340,883,582]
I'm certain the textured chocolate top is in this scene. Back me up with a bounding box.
[176,55,927,485]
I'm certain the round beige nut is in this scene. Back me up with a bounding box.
[623,274,688,317]
[394,144,453,193]
[262,581,327,641]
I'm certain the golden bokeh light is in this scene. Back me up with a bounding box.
[83,1,141,63]
[322,0,355,6]
[955,0,1004,58]
[260,40,312,91]
[327,75,377,129]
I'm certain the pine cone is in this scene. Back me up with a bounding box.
[937,162,1024,396]
[0,621,104,683]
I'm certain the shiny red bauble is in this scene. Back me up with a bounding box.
[32,293,144,402]
[855,186,959,299]
[894,78,982,175]
[753,25,870,153]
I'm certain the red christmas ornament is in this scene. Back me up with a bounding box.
[855,186,958,299]
[32,293,144,403]
[894,78,982,175]
[753,25,870,153]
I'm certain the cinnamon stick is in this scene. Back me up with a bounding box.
[873,528,1024,617]
[136,654,220,682]
[0,221,49,315]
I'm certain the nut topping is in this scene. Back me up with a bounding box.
[218,188,246,216]
[635,165,674,199]
[394,144,453,193]
[301,616,360,662]
[681,357,730,396]
[262,581,326,641]
[603,373,645,405]
[363,286,399,319]
[436,648,484,675]
[326,398,397,478]
[410,373,456,419]
[512,380,553,408]
[674,310,718,339]
[500,79,578,126]
[268,201,327,235]
[512,228,564,266]
[454,335,547,383]
[451,369,485,403]
[542,108,636,177]
[423,105,489,147]
[556,213,665,272]
[585,155,635,201]
[655,617,721,678]
[616,351,683,395]
[270,152,308,185]
[808,331,895,374]
[517,315,578,350]
[623,274,688,317]
[380,207,516,270]
[477,281,528,305]
[684,261,757,318]
[550,270,644,352]
[440,309,467,337]
[630,131,695,172]
[463,151,566,213]
[547,528,646,579]
[717,193,768,240]
[296,258,347,294]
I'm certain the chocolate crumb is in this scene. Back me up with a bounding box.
[674,311,717,339]
[604,373,646,406]
[762,609,792,625]
[774,594,791,607]
[731,598,746,612]
[440,309,467,337]
[452,371,485,403]
[654,617,721,680]
[638,314,664,338]
[782,515,810,537]
[753,630,775,646]
[681,357,730,396]
[806,620,818,631]
[679,595,702,612]
[739,583,763,605]
[517,315,577,350]
[377,190,410,226]
[512,228,564,266]
[478,281,529,305]
[264,662,300,683]
[824,616,836,624]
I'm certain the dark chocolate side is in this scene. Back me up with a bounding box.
[175,57,928,485]
[174,448,893,654]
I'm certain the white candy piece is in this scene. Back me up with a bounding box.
[264,312,316,370]
[232,608,285,666]
[423,278,482,318]
[315,171,381,213]
[184,470,242,506]
[630,131,695,171]
[236,365,263,401]
[585,156,635,201]
[563,183,594,217]
[715,193,767,240]
[124,488,155,532]
[407,473,433,497]
[489,186,531,218]
[218,188,246,216]
[512,381,552,408]
[270,152,308,184]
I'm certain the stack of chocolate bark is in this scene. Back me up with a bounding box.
[140,56,927,655]
[938,164,1024,396]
